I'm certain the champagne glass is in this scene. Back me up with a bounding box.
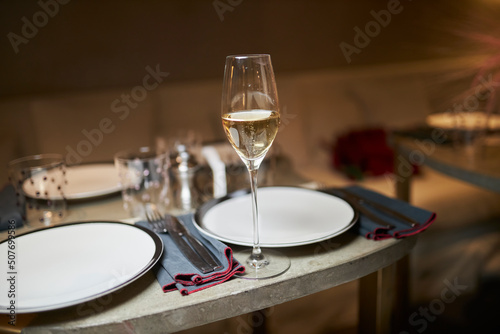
[221,54,290,279]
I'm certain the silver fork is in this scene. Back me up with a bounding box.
[145,210,169,234]
[145,210,222,273]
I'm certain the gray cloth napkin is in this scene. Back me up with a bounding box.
[325,186,436,240]
[0,184,23,231]
[137,214,244,295]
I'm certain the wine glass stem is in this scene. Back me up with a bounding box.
[248,167,264,263]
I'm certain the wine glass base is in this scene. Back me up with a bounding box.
[233,249,290,280]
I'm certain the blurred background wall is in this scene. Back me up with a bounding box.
[1,0,497,98]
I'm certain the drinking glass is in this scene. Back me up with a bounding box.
[114,147,170,218]
[221,54,290,279]
[8,154,67,228]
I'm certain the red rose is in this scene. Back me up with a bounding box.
[332,128,394,179]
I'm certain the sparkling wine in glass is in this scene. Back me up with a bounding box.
[221,54,290,279]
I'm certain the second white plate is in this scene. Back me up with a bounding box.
[194,187,357,247]
[24,163,121,201]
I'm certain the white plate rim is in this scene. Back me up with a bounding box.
[23,163,121,201]
[0,221,163,314]
[193,186,358,247]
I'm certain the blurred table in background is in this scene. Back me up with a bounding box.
[393,135,500,202]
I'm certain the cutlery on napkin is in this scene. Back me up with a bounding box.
[137,214,244,295]
[163,213,223,273]
[0,184,24,231]
[324,186,436,240]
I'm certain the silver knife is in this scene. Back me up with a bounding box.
[163,216,215,274]
[333,188,419,227]
[168,215,223,272]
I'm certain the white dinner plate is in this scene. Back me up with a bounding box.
[193,187,358,247]
[0,221,162,313]
[23,163,121,201]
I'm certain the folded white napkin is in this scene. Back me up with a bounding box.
[201,146,227,198]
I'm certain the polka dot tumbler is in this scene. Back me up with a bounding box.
[8,154,67,227]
